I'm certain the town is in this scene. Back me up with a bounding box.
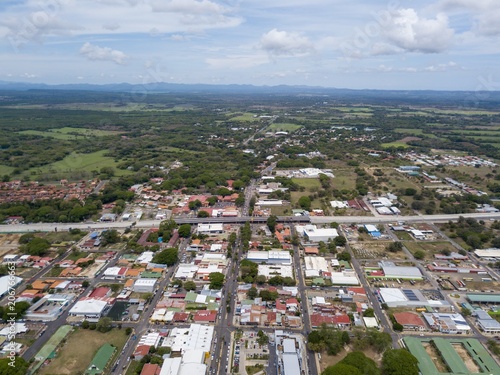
[1,90,500,375]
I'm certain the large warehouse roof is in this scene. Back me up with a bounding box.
[467,294,500,303]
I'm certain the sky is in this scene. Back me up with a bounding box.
[1,0,500,90]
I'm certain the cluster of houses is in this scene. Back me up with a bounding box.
[0,179,98,205]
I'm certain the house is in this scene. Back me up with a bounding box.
[85,343,116,375]
[133,345,151,361]
[393,312,426,331]
[193,310,217,323]
[140,363,161,375]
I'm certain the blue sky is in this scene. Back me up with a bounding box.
[1,0,500,90]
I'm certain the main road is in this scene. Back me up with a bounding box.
[3,212,500,234]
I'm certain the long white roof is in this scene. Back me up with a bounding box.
[69,299,107,315]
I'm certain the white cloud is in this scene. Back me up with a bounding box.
[260,29,314,56]
[206,53,269,69]
[439,0,500,36]
[383,9,454,53]
[151,0,229,15]
[79,42,128,65]
[102,23,120,31]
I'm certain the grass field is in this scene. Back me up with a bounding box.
[40,329,128,375]
[0,164,15,176]
[291,178,321,189]
[381,141,410,149]
[19,127,121,140]
[229,112,259,121]
[268,123,302,132]
[394,128,439,138]
[404,241,457,260]
[331,106,373,113]
[330,169,357,190]
[24,150,130,179]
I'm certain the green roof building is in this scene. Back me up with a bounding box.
[85,343,116,375]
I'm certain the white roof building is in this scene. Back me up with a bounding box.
[423,313,471,334]
[380,261,422,280]
[136,251,155,264]
[175,264,199,280]
[379,288,450,308]
[474,248,500,259]
[246,250,292,264]
[69,299,108,317]
[363,317,379,328]
[197,223,224,234]
[0,275,22,298]
[161,324,214,353]
[133,278,157,292]
[301,225,338,242]
[258,265,294,279]
[330,271,359,285]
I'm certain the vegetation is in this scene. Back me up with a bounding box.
[382,349,419,375]
[152,248,178,265]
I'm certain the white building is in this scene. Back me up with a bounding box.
[423,313,471,334]
[0,275,22,298]
[247,250,292,264]
[474,248,500,259]
[136,251,155,264]
[175,264,199,280]
[330,270,359,285]
[380,261,422,280]
[133,278,157,293]
[304,256,329,278]
[300,225,338,242]
[258,265,294,279]
[197,223,224,234]
[69,298,108,318]
[161,324,214,353]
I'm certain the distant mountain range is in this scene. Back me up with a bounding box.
[0,80,499,106]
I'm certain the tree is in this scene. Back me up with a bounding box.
[208,272,225,289]
[255,275,267,285]
[96,317,112,333]
[340,351,380,375]
[152,248,178,265]
[197,210,209,218]
[21,237,50,256]
[81,320,90,329]
[101,229,120,245]
[2,301,30,321]
[125,327,133,335]
[461,307,472,316]
[413,250,425,260]
[334,236,347,246]
[247,286,258,299]
[257,330,269,346]
[267,215,278,233]
[386,241,403,253]
[382,349,418,375]
[337,251,351,262]
[82,280,90,288]
[178,224,192,238]
[298,196,311,211]
[322,363,362,375]
[184,281,196,291]
[363,308,375,317]
[0,357,29,375]
[393,322,403,331]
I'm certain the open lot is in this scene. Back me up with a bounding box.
[39,328,128,375]
[24,150,132,180]
[268,123,302,132]
[19,127,121,140]
[404,241,458,260]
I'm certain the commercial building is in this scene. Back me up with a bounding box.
[197,223,224,234]
[258,265,294,279]
[330,271,359,286]
[422,313,470,334]
[299,225,338,242]
[69,298,108,319]
[0,275,22,298]
[25,294,75,321]
[379,261,423,280]
[160,324,214,354]
[393,312,426,331]
[275,331,304,375]
[378,288,450,309]
[474,248,500,259]
[133,278,157,293]
[247,251,292,264]
[303,256,329,278]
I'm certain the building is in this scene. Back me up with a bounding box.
[330,271,359,285]
[247,251,292,264]
[378,288,450,309]
[379,261,423,280]
[299,225,338,242]
[69,298,108,319]
[25,294,75,321]
[422,313,470,334]
[197,223,223,234]
[133,279,157,293]
[0,275,22,298]
[258,265,294,279]
[474,248,500,259]
[393,312,426,331]
[303,256,329,278]
[160,324,214,354]
[85,344,116,375]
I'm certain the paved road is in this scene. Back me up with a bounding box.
[3,212,500,234]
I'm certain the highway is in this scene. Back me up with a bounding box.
[2,212,500,234]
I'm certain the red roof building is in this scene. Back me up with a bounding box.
[133,345,151,360]
[89,287,111,299]
[173,312,190,322]
[393,312,426,331]
[193,310,217,323]
[141,364,161,375]
[310,314,336,328]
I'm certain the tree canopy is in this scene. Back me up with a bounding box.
[152,247,178,265]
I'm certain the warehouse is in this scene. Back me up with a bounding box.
[300,225,338,242]
[379,261,423,280]
[303,256,329,278]
[378,288,450,309]
[133,278,157,293]
[247,250,292,264]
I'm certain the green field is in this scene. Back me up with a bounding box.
[24,150,130,179]
[19,127,121,140]
[331,106,372,112]
[39,328,128,375]
[0,164,15,176]
[394,128,439,138]
[381,141,411,149]
[268,123,302,132]
[229,112,259,121]
[291,178,321,189]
